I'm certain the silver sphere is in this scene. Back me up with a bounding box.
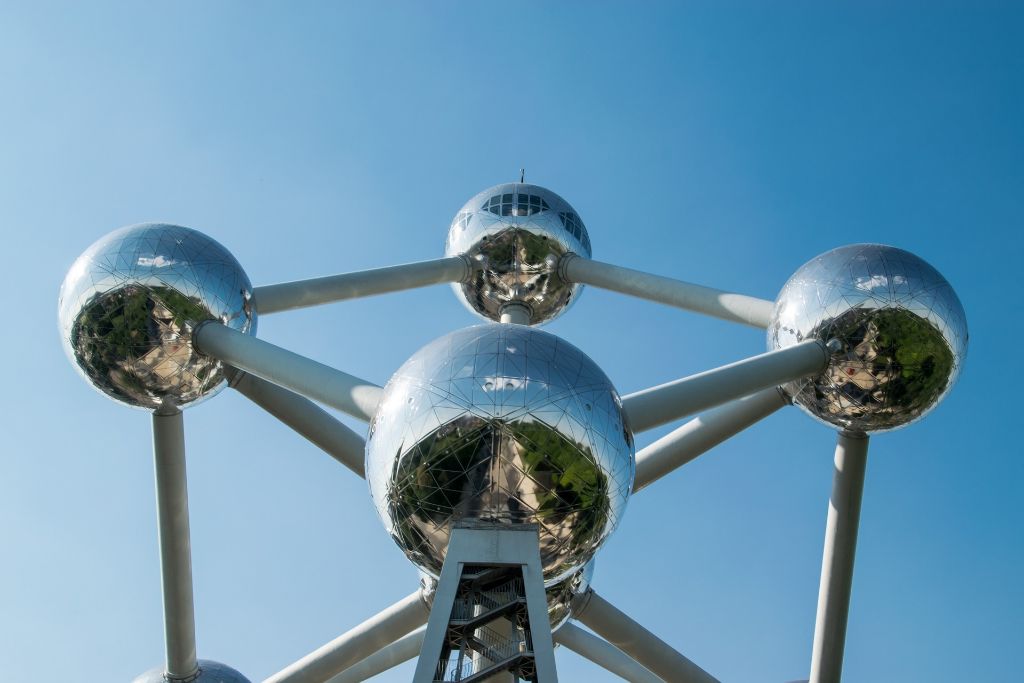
[419,560,595,631]
[132,660,251,683]
[768,244,967,433]
[445,183,592,325]
[367,325,633,583]
[58,223,256,410]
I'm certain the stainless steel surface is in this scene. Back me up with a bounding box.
[326,629,426,683]
[266,591,429,683]
[445,183,591,325]
[633,387,788,492]
[366,324,634,583]
[419,560,595,631]
[553,622,661,683]
[769,244,967,433]
[132,659,251,683]
[152,409,198,680]
[574,589,720,683]
[622,340,827,433]
[194,322,382,422]
[230,370,367,477]
[561,254,774,328]
[254,256,470,314]
[59,223,255,410]
[809,432,869,683]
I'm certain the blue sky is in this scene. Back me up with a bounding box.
[1,2,1021,681]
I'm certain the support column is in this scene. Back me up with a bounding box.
[152,408,199,681]
[809,431,869,683]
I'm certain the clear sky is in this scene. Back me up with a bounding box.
[1,2,1021,681]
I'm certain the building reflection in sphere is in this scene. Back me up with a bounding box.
[445,183,592,325]
[366,324,633,584]
[58,223,255,410]
[768,244,967,433]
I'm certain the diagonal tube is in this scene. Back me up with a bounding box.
[152,408,199,681]
[809,432,869,683]
[621,340,827,433]
[633,387,789,492]
[560,254,775,328]
[230,370,367,477]
[264,591,429,683]
[325,629,425,683]
[574,589,719,683]
[193,322,382,422]
[554,622,661,683]
[254,256,471,314]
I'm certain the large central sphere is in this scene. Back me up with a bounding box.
[366,325,633,583]
[445,183,592,325]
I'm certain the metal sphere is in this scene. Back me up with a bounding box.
[768,244,967,433]
[418,560,595,631]
[58,223,256,410]
[366,324,633,583]
[131,660,251,683]
[445,183,592,325]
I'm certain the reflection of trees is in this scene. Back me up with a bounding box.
[464,228,569,319]
[70,285,213,406]
[811,307,955,428]
[386,411,612,579]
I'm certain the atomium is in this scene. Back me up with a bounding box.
[366,324,634,583]
[132,660,252,683]
[58,185,969,683]
[445,183,592,325]
[58,223,256,410]
[768,243,968,433]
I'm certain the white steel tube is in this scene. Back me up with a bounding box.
[633,387,788,492]
[499,303,532,325]
[152,409,199,681]
[621,340,827,433]
[809,432,869,683]
[194,323,382,422]
[574,590,719,683]
[265,592,429,683]
[554,622,661,683]
[231,371,367,477]
[560,255,775,328]
[326,629,425,683]
[254,256,470,314]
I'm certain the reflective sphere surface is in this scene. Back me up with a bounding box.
[367,325,633,582]
[132,660,251,683]
[59,223,256,410]
[445,183,592,325]
[769,244,967,433]
[419,560,594,631]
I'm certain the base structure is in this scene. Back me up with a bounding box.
[414,523,558,683]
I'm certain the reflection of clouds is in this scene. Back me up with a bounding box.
[853,274,906,291]
[137,255,177,267]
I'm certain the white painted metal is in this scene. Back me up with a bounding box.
[560,255,774,328]
[194,322,383,422]
[574,590,719,683]
[414,523,558,683]
[230,370,367,477]
[621,340,827,433]
[255,256,471,314]
[152,408,199,681]
[809,432,869,683]
[633,387,788,492]
[553,622,661,683]
[325,629,426,683]
[499,303,532,325]
[265,591,429,683]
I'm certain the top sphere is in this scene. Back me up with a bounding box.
[366,324,633,583]
[445,183,592,325]
[768,244,967,433]
[132,659,251,683]
[59,223,256,410]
